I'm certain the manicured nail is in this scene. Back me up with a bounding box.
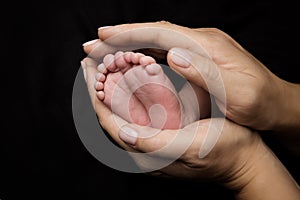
[169,48,192,68]
[119,126,138,145]
[98,26,112,31]
[82,39,98,46]
[81,61,87,81]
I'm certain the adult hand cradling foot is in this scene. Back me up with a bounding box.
[84,22,300,132]
[81,22,300,199]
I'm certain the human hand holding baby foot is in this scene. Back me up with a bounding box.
[80,22,300,200]
[81,45,300,200]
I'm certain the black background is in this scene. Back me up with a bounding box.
[2,0,299,199]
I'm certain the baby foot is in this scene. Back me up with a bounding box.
[122,63,183,129]
[94,51,155,126]
[94,51,205,129]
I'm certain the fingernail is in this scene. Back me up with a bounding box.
[82,39,98,47]
[98,26,112,31]
[169,48,192,68]
[119,126,138,145]
[81,61,87,81]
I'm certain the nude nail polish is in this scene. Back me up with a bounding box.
[82,39,98,46]
[170,48,192,68]
[119,126,138,145]
[98,26,112,31]
[81,61,87,81]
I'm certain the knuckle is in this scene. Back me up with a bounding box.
[137,137,160,151]
[156,20,172,25]
[205,28,234,46]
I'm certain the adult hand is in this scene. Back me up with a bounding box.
[81,57,300,200]
[83,22,300,132]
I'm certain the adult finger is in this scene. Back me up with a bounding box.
[166,47,226,99]
[82,39,121,61]
[97,22,249,66]
[97,22,211,57]
[119,119,223,159]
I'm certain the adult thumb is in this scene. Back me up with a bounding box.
[167,47,226,98]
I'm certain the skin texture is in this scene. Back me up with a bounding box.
[93,51,210,129]
[81,57,300,200]
[81,22,300,199]
[83,22,300,132]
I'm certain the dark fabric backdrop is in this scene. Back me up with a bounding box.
[2,0,299,199]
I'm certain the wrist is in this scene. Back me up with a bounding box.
[273,78,300,132]
[229,137,300,200]
[223,133,267,192]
